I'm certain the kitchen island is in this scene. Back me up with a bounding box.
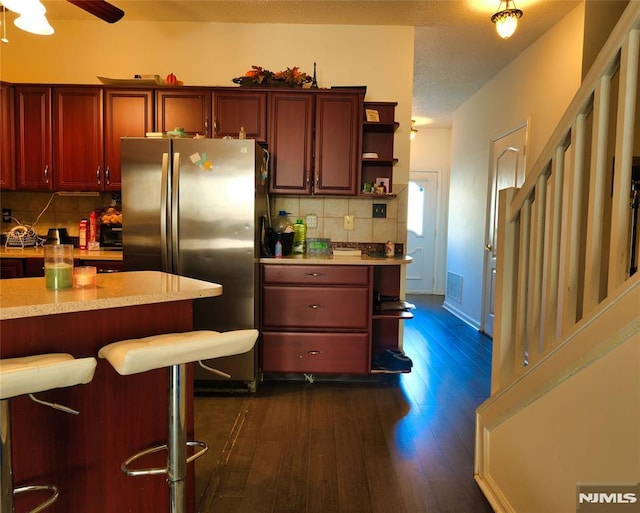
[0,271,221,513]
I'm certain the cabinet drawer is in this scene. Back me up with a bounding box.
[263,286,370,329]
[263,265,369,286]
[261,332,370,374]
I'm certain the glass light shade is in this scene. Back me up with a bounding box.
[495,12,519,39]
[14,11,54,35]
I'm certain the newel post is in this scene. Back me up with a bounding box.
[491,187,519,394]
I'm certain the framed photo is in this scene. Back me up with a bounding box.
[365,109,380,122]
[376,177,390,193]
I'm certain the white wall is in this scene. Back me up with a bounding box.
[445,4,585,328]
[409,127,451,294]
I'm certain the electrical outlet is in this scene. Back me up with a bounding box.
[306,214,318,229]
[344,215,354,230]
[2,208,11,223]
[372,204,386,218]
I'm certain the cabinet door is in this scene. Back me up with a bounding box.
[156,89,212,137]
[268,92,313,194]
[0,84,15,190]
[53,87,104,191]
[213,90,267,141]
[104,88,154,191]
[0,259,24,279]
[15,86,53,190]
[314,92,363,195]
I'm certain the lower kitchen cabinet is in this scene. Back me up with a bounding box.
[260,262,411,377]
[0,258,24,279]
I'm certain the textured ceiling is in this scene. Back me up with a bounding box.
[44,0,581,128]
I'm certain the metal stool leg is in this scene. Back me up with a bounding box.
[168,363,186,513]
[1,399,14,513]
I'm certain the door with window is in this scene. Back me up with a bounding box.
[406,171,439,293]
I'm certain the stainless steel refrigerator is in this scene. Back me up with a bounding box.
[121,138,268,391]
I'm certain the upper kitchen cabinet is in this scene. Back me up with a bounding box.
[361,101,398,196]
[269,91,314,194]
[104,88,154,191]
[0,83,15,190]
[269,88,364,196]
[156,88,212,137]
[15,86,53,190]
[314,91,363,195]
[53,87,104,191]
[213,89,267,141]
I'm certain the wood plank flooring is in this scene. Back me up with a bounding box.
[194,295,494,513]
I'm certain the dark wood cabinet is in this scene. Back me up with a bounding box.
[213,89,267,141]
[0,259,24,279]
[0,83,15,190]
[268,89,363,195]
[261,262,411,377]
[104,89,154,191]
[268,91,314,194]
[53,87,104,191]
[15,86,53,190]
[313,92,363,195]
[156,88,211,137]
[261,264,372,375]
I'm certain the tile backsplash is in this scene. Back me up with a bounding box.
[1,191,114,237]
[272,185,408,249]
[1,186,408,250]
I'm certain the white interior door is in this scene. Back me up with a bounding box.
[482,124,527,336]
[406,171,439,293]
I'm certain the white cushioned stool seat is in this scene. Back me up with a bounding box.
[98,329,259,376]
[0,354,97,400]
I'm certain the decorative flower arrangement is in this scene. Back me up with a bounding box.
[233,65,313,87]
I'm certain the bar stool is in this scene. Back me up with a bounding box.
[98,329,258,513]
[0,353,97,513]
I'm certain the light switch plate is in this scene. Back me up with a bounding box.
[306,214,318,229]
[344,215,354,230]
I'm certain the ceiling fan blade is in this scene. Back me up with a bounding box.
[66,0,124,23]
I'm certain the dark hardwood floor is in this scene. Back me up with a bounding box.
[194,295,494,513]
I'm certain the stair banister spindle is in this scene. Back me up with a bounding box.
[544,148,565,347]
[610,29,640,291]
[583,75,612,314]
[531,173,548,356]
[517,196,532,369]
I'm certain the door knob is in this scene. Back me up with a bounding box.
[485,244,493,251]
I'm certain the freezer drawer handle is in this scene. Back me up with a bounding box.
[307,304,322,309]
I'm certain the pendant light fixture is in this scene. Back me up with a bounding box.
[491,0,523,40]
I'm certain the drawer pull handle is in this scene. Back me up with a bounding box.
[307,350,322,356]
[305,273,325,277]
[308,304,322,309]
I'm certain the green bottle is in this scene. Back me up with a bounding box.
[292,218,306,254]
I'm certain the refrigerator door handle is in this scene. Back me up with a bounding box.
[160,152,171,272]
[171,152,181,274]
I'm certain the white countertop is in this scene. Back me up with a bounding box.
[260,255,412,265]
[0,271,222,320]
[0,246,123,261]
